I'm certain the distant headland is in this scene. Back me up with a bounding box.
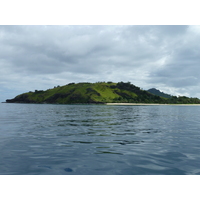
[5,82,200,104]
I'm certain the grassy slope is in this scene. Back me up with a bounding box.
[11,82,134,104]
[7,82,139,104]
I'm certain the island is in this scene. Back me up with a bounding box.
[5,81,200,104]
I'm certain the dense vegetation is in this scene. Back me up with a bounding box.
[6,81,200,104]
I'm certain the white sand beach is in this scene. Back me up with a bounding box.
[106,103,200,106]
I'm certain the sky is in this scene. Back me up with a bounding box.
[1,25,200,102]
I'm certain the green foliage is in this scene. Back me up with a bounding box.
[6,81,200,104]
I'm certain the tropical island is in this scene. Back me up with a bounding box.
[5,81,200,104]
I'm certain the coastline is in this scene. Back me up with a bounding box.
[2,102,200,106]
[106,103,200,106]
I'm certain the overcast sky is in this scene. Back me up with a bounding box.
[1,25,200,102]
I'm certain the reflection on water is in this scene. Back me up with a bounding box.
[1,104,200,174]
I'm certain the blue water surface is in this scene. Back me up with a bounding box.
[0,103,200,175]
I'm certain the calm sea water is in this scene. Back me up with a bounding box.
[0,103,200,175]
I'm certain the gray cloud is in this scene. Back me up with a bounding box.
[148,26,200,93]
[1,25,200,101]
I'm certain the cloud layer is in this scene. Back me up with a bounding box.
[1,25,200,101]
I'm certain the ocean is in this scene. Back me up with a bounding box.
[1,103,200,175]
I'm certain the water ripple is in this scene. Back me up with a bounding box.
[1,104,200,174]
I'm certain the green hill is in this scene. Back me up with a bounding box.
[147,88,172,98]
[5,82,200,104]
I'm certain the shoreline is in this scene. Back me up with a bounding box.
[2,102,200,106]
[106,103,200,106]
